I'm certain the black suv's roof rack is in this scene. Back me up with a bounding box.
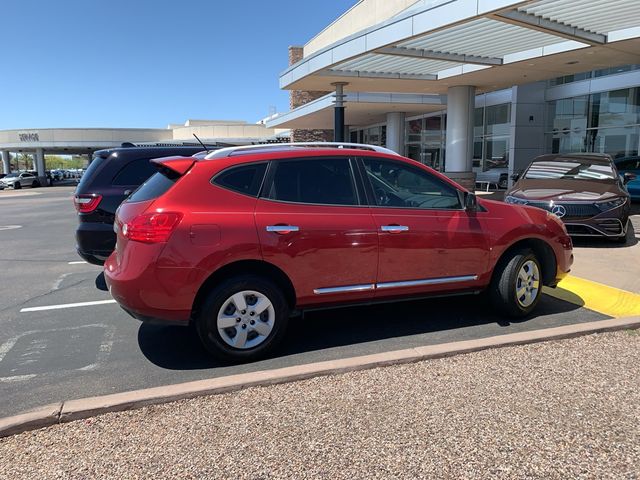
[202,142,400,160]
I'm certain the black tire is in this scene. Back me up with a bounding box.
[32,180,40,188]
[195,274,290,362]
[490,249,542,318]
[13,182,21,189]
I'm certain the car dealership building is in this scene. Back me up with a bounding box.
[0,119,286,181]
[267,0,640,189]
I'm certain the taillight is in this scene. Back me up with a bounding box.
[123,212,182,243]
[74,194,102,213]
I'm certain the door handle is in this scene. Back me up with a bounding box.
[381,225,409,233]
[266,225,300,234]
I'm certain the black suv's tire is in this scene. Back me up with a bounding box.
[490,249,542,318]
[195,275,290,362]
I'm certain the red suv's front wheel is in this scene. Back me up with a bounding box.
[195,275,290,362]
[490,249,543,317]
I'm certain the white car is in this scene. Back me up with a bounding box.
[0,172,40,189]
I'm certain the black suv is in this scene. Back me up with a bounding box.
[74,146,206,265]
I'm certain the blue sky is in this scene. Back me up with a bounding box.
[0,0,355,129]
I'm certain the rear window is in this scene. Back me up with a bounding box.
[128,170,177,203]
[112,158,157,186]
[77,154,108,190]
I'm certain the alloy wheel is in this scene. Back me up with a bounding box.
[216,290,275,349]
[515,260,540,308]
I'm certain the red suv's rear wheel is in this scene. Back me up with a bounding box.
[195,275,290,362]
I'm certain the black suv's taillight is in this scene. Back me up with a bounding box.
[74,194,102,213]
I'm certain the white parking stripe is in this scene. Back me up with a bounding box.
[20,299,117,313]
[68,261,88,265]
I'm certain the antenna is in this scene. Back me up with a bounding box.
[193,134,209,153]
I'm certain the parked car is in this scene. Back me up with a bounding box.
[104,143,573,362]
[614,156,640,201]
[0,171,40,189]
[74,146,207,265]
[506,153,633,241]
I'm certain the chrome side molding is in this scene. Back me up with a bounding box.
[376,275,478,289]
[314,275,478,294]
[313,284,376,295]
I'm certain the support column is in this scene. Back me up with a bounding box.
[508,81,546,188]
[35,148,46,185]
[332,82,348,143]
[386,112,406,154]
[1,151,10,174]
[445,85,476,190]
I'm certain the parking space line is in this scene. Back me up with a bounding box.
[20,299,116,313]
[68,261,87,265]
[544,275,640,318]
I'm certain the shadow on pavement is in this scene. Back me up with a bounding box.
[137,292,583,371]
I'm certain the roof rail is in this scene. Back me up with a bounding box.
[203,142,401,160]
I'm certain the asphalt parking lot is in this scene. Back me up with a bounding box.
[0,186,637,418]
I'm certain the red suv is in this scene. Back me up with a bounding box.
[105,143,573,362]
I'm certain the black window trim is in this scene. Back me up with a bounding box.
[210,161,269,198]
[357,156,466,211]
[259,156,367,208]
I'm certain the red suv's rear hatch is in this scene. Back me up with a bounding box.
[113,157,193,259]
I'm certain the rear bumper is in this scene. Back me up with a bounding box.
[76,222,116,264]
[104,247,194,325]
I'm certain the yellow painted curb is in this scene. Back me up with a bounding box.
[544,275,640,318]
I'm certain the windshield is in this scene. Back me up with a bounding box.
[5,173,18,178]
[524,160,615,181]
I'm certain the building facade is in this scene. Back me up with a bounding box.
[269,0,640,189]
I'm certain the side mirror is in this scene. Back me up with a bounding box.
[623,172,637,185]
[511,173,520,182]
[465,192,478,212]
[123,189,133,197]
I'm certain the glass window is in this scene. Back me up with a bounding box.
[128,171,177,203]
[213,163,267,197]
[112,158,157,186]
[407,119,422,143]
[362,158,461,210]
[486,104,511,136]
[615,157,640,170]
[525,159,616,180]
[266,158,357,206]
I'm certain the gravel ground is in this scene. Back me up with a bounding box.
[1,330,639,480]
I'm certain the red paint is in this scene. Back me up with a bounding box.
[104,148,573,324]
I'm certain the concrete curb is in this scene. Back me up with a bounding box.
[2,316,639,438]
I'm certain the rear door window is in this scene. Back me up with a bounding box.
[212,163,267,197]
[264,157,359,206]
[112,158,157,186]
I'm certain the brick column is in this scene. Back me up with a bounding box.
[289,46,333,142]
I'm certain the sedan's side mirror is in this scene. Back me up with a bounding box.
[511,173,520,182]
[465,192,478,212]
[623,172,637,185]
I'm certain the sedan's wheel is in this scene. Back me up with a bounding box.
[196,275,289,362]
[13,182,21,189]
[490,249,542,317]
[32,180,39,188]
